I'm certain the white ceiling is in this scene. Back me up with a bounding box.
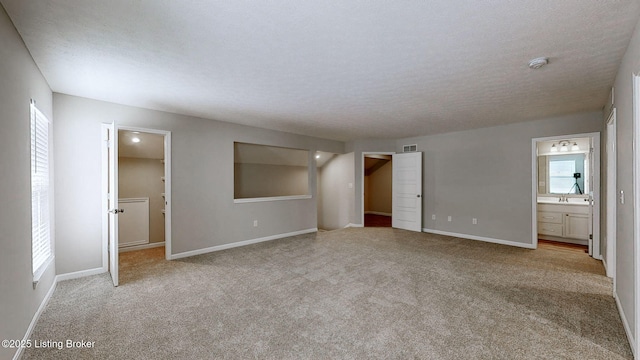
[3,1,639,141]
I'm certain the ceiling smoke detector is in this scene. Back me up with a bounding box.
[528,57,549,69]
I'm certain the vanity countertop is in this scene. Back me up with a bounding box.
[537,198,589,206]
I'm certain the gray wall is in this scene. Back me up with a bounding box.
[317,153,355,229]
[394,112,602,245]
[119,157,165,244]
[0,5,56,359]
[608,14,640,343]
[53,94,344,272]
[234,163,309,198]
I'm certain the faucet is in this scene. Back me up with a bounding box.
[558,195,568,202]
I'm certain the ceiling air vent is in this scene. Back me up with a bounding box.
[403,144,417,153]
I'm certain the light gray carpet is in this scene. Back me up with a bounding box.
[23,228,631,359]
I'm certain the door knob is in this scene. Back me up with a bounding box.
[109,209,125,214]
[417,194,421,198]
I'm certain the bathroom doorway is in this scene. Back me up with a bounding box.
[532,133,601,258]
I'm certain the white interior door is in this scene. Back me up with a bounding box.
[107,122,119,286]
[392,152,422,232]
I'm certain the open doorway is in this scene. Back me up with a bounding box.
[117,130,167,281]
[363,153,393,227]
[532,133,600,258]
[102,124,172,286]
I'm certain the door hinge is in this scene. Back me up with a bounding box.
[589,234,593,240]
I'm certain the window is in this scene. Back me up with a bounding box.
[234,142,310,201]
[31,102,52,281]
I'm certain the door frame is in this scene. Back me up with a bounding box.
[361,152,395,226]
[633,74,640,356]
[606,108,617,284]
[531,132,601,256]
[101,125,172,273]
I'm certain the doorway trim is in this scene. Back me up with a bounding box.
[531,132,601,256]
[102,125,172,266]
[361,152,395,226]
[633,73,640,357]
[606,108,617,284]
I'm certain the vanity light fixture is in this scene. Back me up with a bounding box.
[549,140,578,153]
[560,142,568,152]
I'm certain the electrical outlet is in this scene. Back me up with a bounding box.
[432,214,436,220]
[472,218,477,225]
[447,216,452,222]
[253,220,258,227]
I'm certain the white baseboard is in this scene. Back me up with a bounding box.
[422,228,536,249]
[169,228,318,260]
[364,211,392,216]
[345,223,364,228]
[55,267,106,282]
[118,240,149,248]
[119,241,165,253]
[13,280,57,360]
[614,291,636,357]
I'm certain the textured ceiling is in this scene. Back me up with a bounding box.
[3,1,640,141]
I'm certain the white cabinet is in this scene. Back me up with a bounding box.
[538,222,563,237]
[564,213,589,239]
[537,203,589,243]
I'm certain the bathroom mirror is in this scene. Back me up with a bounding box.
[536,138,590,196]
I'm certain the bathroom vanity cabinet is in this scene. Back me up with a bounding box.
[537,203,590,245]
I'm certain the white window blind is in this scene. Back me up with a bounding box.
[31,102,52,280]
